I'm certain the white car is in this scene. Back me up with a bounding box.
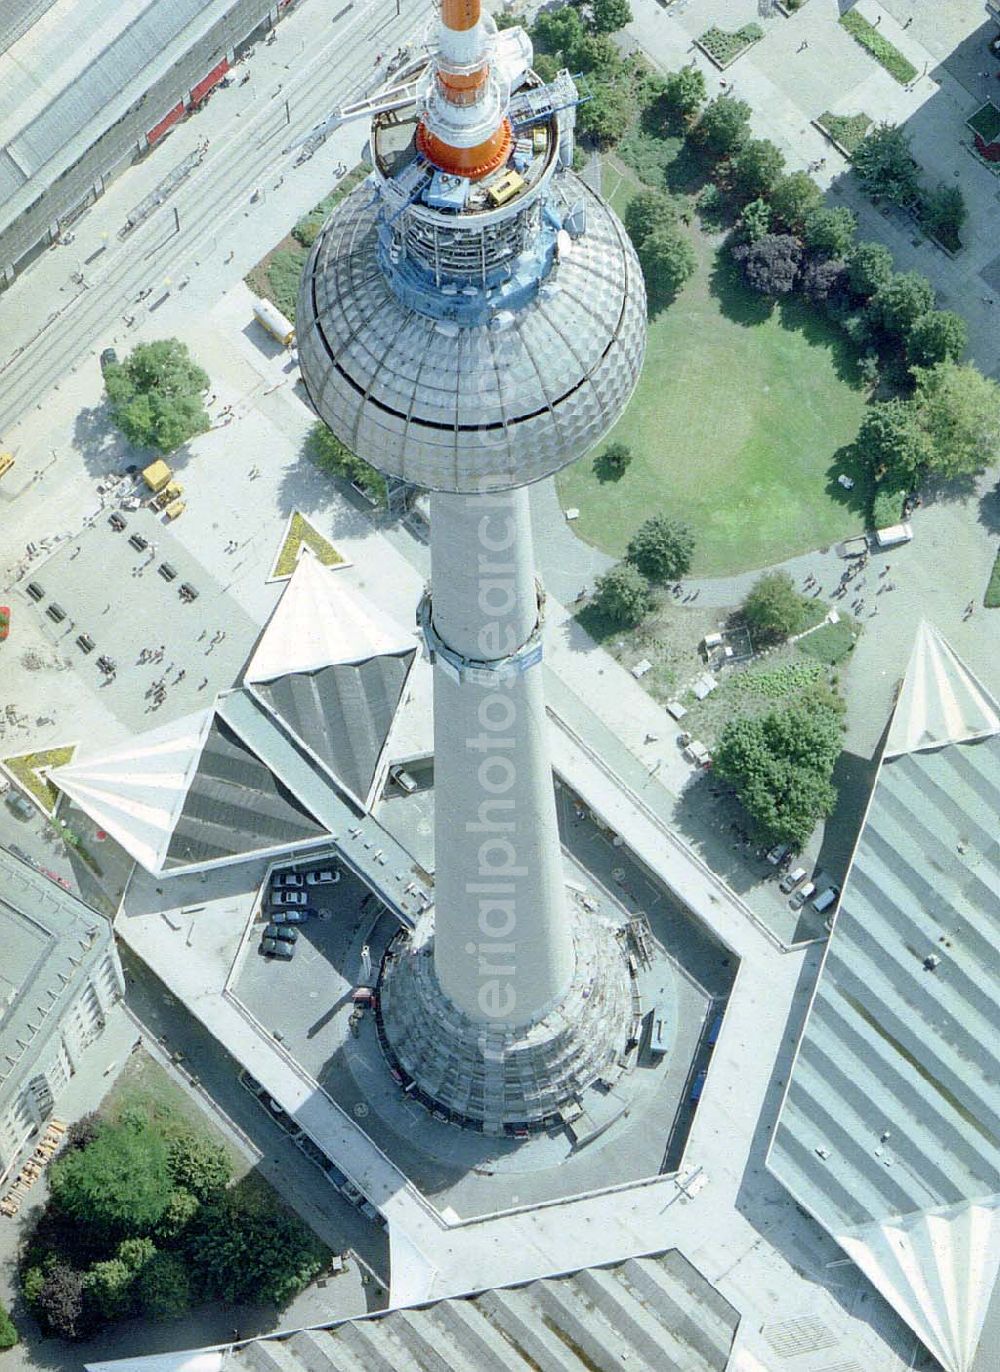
[270,889,308,907]
[305,868,340,886]
[271,871,305,888]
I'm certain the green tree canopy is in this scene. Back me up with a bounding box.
[913,361,1000,479]
[0,1302,17,1351]
[572,32,622,76]
[659,65,706,121]
[692,94,752,159]
[846,239,894,297]
[104,339,210,453]
[741,571,809,644]
[83,1259,134,1322]
[906,309,967,368]
[624,187,678,247]
[576,80,633,145]
[638,223,696,300]
[738,197,772,243]
[531,6,586,60]
[856,397,931,486]
[49,1118,172,1241]
[590,0,633,34]
[851,122,920,205]
[166,1132,232,1202]
[869,270,935,339]
[920,183,966,245]
[626,515,694,582]
[597,441,633,477]
[732,234,802,297]
[714,700,842,847]
[135,1251,191,1322]
[769,171,823,233]
[728,138,786,204]
[186,1189,327,1307]
[307,422,387,506]
[591,562,654,627]
[803,205,857,259]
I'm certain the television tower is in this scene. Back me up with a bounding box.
[296,0,647,1132]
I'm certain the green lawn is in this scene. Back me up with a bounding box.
[560,165,870,576]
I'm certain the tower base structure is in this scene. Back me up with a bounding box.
[378,896,638,1134]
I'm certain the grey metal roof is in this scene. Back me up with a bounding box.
[4,0,209,178]
[767,631,1000,1372]
[226,1247,738,1372]
[164,716,327,870]
[0,846,111,1109]
[252,653,414,808]
[0,0,59,59]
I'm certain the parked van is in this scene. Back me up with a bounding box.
[789,880,816,910]
[779,865,807,894]
[813,886,840,915]
[874,522,913,549]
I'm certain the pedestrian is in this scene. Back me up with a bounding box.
[175,669,186,683]
[197,630,207,642]
[903,15,913,27]
[198,676,209,689]
[874,14,881,26]
[797,40,808,52]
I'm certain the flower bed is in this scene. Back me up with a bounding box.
[985,549,1000,609]
[816,111,872,157]
[839,12,917,85]
[271,512,346,580]
[2,746,76,814]
[696,23,763,69]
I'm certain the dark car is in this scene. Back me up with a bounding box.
[260,937,294,960]
[269,908,314,925]
[4,790,35,820]
[690,1068,708,1103]
[263,922,298,943]
[99,347,118,373]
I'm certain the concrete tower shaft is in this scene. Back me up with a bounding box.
[427,489,574,1025]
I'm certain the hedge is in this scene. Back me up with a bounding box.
[839,12,917,85]
[871,483,907,530]
[986,549,1000,609]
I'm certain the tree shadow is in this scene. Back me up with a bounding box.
[776,295,865,389]
[707,249,773,327]
[977,479,1000,536]
[670,771,768,899]
[71,402,139,478]
[822,443,873,519]
[664,139,714,197]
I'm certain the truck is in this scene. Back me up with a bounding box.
[253,296,296,348]
[873,522,913,549]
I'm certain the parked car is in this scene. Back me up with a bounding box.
[812,886,840,915]
[5,791,35,820]
[99,347,118,373]
[260,937,294,960]
[789,880,817,910]
[271,871,305,888]
[304,868,339,885]
[779,865,808,894]
[690,1068,707,1103]
[707,1013,723,1047]
[270,889,308,907]
[263,923,298,943]
[269,908,314,925]
[766,843,792,866]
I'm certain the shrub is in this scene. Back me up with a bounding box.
[839,11,917,83]
[871,482,907,529]
[117,1237,157,1273]
[742,571,809,644]
[738,197,772,243]
[65,1112,103,1152]
[732,234,802,297]
[817,111,872,156]
[624,187,678,247]
[83,1258,134,1322]
[919,183,966,250]
[638,223,696,300]
[166,1133,232,1202]
[262,248,307,321]
[0,1303,17,1350]
[156,1188,200,1240]
[728,139,786,204]
[135,1251,191,1322]
[985,549,1000,610]
[32,1263,86,1340]
[626,515,694,582]
[769,171,823,234]
[591,563,654,627]
[307,421,387,507]
[698,24,763,67]
[803,206,857,259]
[869,271,935,339]
[851,122,920,205]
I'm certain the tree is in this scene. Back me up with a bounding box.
[906,310,967,368]
[135,1251,191,1322]
[869,271,935,339]
[0,1302,17,1351]
[598,441,633,477]
[156,1188,201,1241]
[117,1237,157,1273]
[856,398,930,486]
[32,1263,85,1340]
[83,1258,134,1322]
[846,240,894,298]
[714,701,842,847]
[741,571,808,643]
[626,516,694,582]
[307,422,387,506]
[803,206,857,259]
[912,361,1000,479]
[591,563,654,627]
[920,183,966,246]
[187,1190,328,1307]
[65,1112,103,1152]
[738,198,771,243]
[769,171,823,234]
[851,122,920,205]
[104,339,210,453]
[572,32,622,77]
[624,187,677,247]
[48,1118,172,1242]
[728,139,785,204]
[660,66,706,121]
[166,1133,232,1202]
[692,94,752,159]
[576,81,633,145]
[531,6,586,61]
[590,0,632,34]
[638,224,696,299]
[799,255,847,306]
[732,234,802,297]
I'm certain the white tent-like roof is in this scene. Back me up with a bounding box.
[50,710,213,872]
[245,551,415,685]
[885,620,1000,758]
[837,1198,1000,1372]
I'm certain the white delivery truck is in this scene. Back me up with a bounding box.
[873,522,913,549]
[253,296,296,348]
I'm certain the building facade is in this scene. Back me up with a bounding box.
[0,847,125,1181]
